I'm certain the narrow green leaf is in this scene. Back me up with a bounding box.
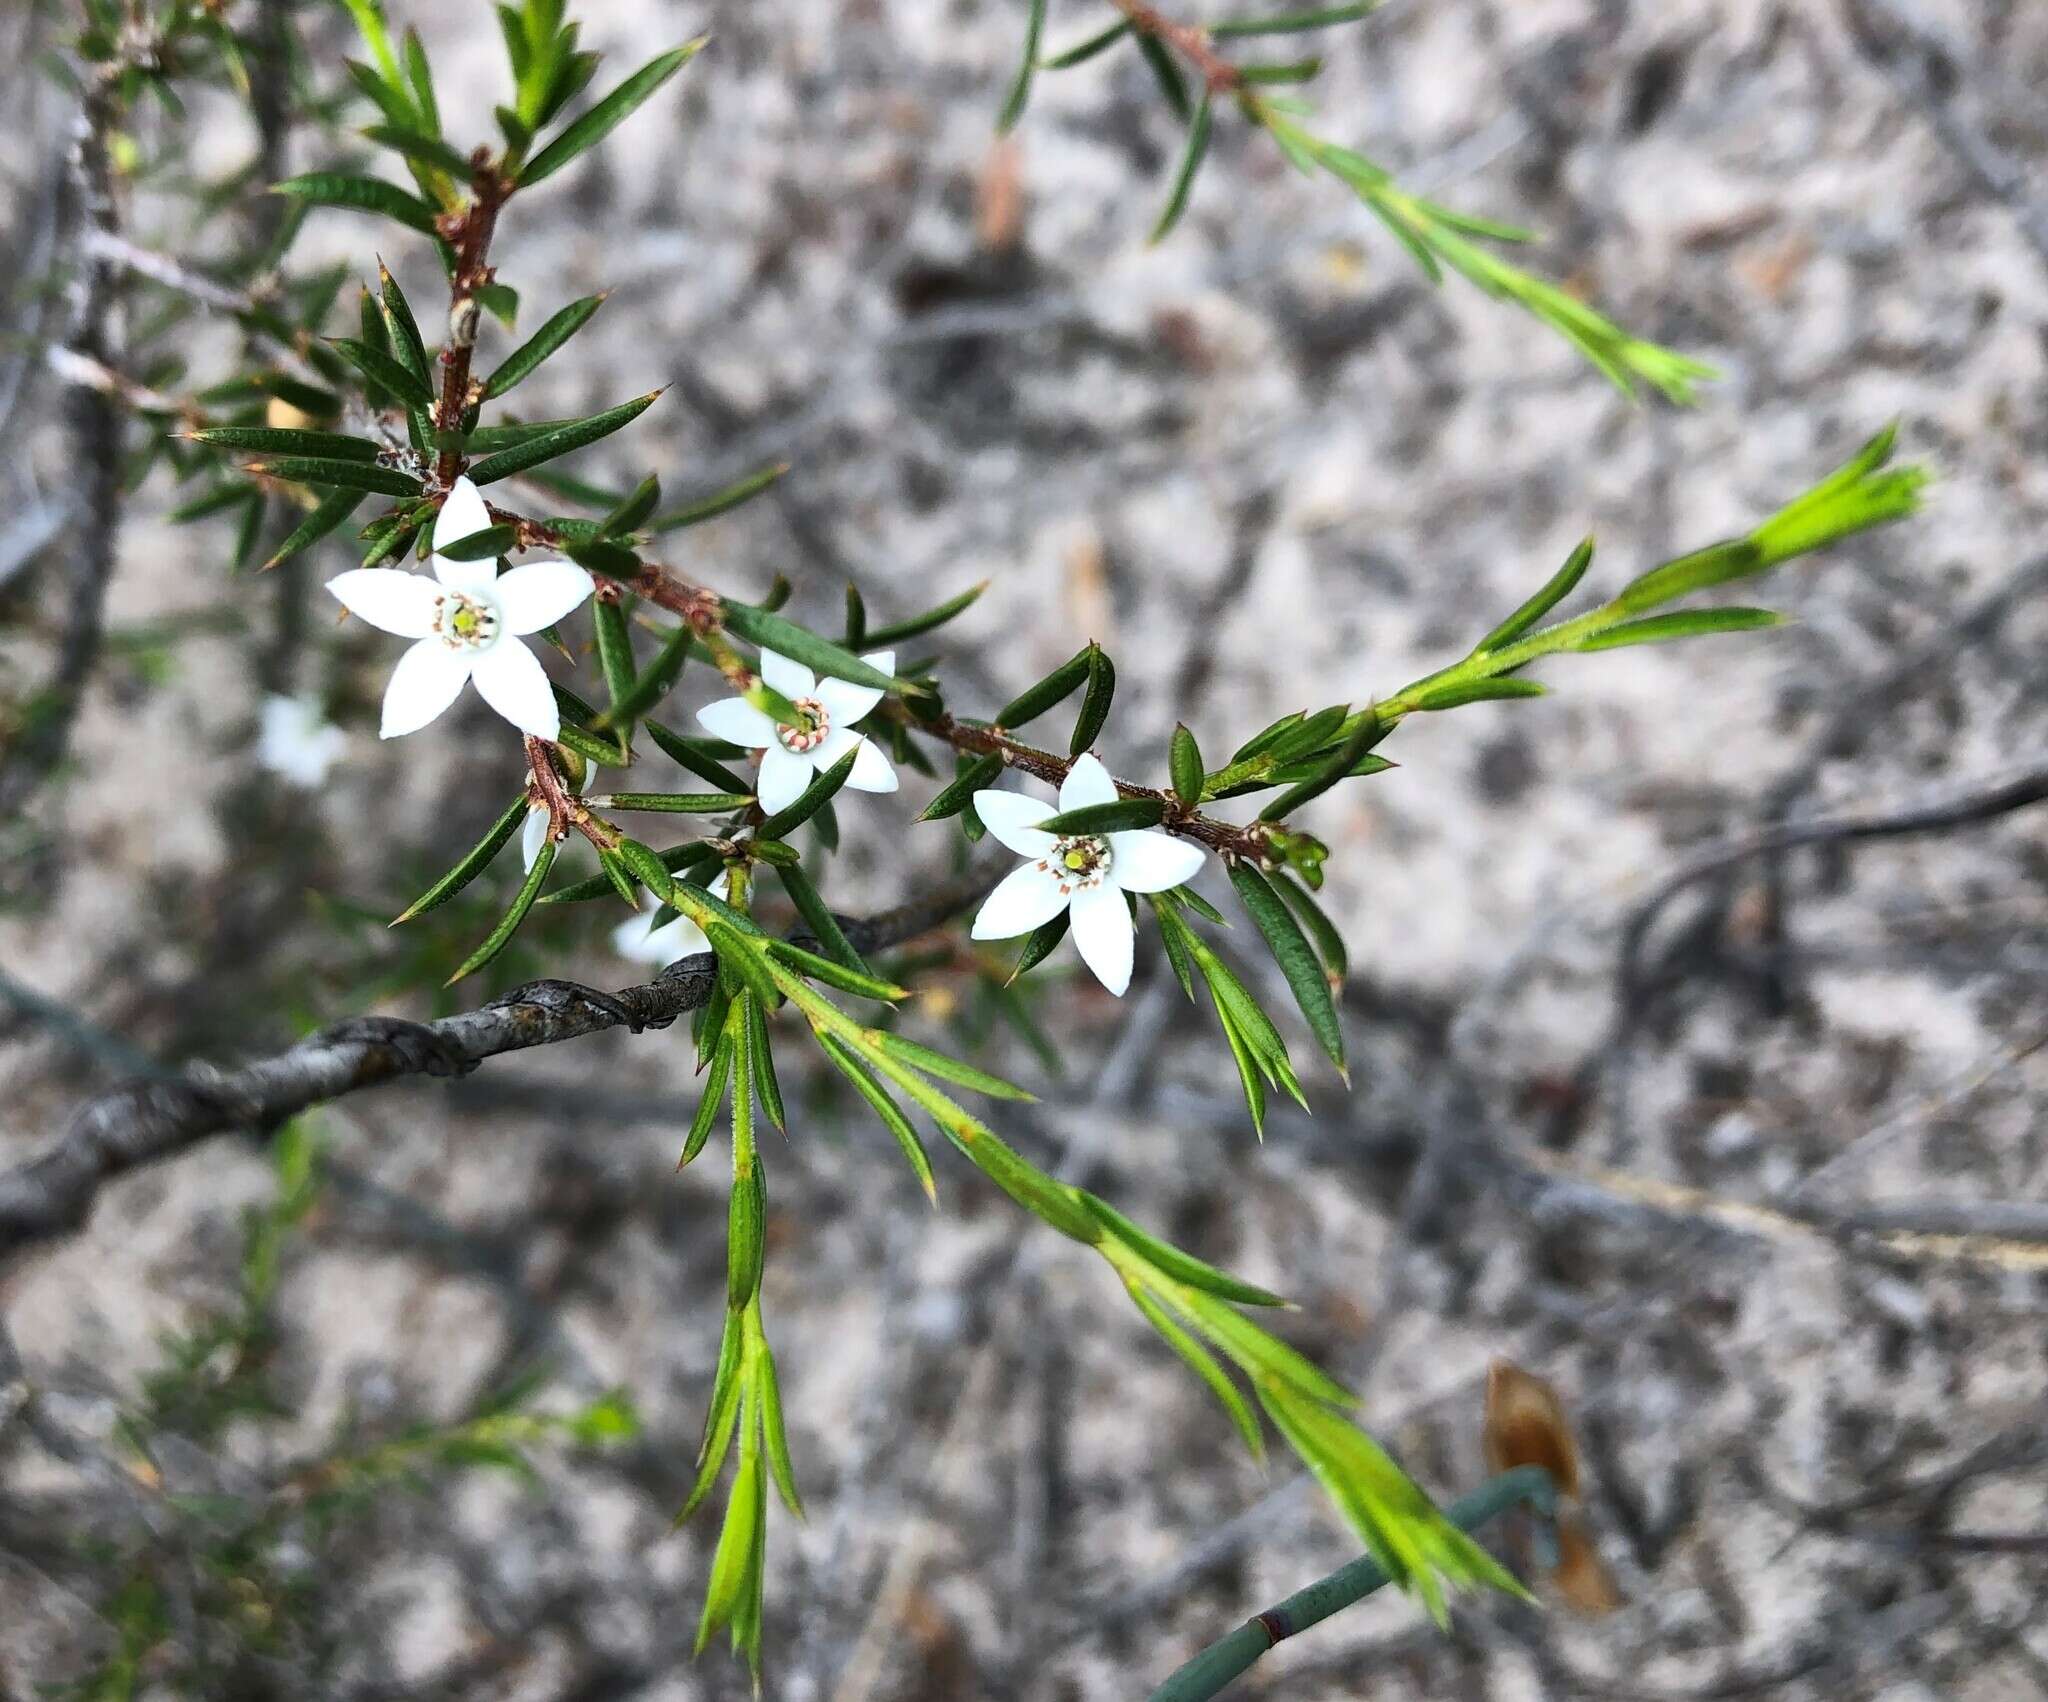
[433,523,517,562]
[754,749,858,841]
[1476,538,1594,652]
[445,838,555,984]
[1069,644,1116,754]
[245,456,422,497]
[597,791,752,814]
[867,1030,1036,1101]
[189,425,380,459]
[1125,1279,1265,1462]
[753,1330,805,1518]
[274,172,441,235]
[860,580,989,647]
[1038,797,1166,836]
[997,0,1048,133]
[592,594,636,716]
[1151,89,1213,243]
[1211,2,1378,33]
[921,753,1004,822]
[1169,724,1204,806]
[647,462,790,532]
[378,259,431,386]
[762,940,906,1003]
[1043,18,1132,67]
[680,1038,733,1168]
[1137,32,1191,120]
[1271,869,1347,982]
[817,1033,935,1204]
[602,473,662,537]
[520,40,707,187]
[391,793,526,922]
[1574,606,1784,651]
[1408,677,1548,712]
[482,292,607,398]
[261,487,370,572]
[1256,712,1379,821]
[718,603,911,695]
[465,390,664,485]
[1009,910,1070,983]
[1078,1192,1288,1306]
[1229,861,1345,1076]
[328,334,435,408]
[996,645,1091,728]
[743,994,786,1135]
[646,722,754,793]
[773,861,870,973]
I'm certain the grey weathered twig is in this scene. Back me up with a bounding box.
[0,870,997,1266]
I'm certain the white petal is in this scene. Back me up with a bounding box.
[814,673,886,729]
[813,726,896,793]
[842,733,898,793]
[1068,883,1134,996]
[973,790,1056,856]
[1059,751,1118,813]
[612,907,660,961]
[494,560,594,635]
[756,745,812,814]
[970,862,1071,940]
[521,805,550,871]
[433,477,494,559]
[758,647,815,701]
[379,639,471,738]
[696,696,778,749]
[1108,829,1206,894]
[467,639,560,739]
[327,568,440,638]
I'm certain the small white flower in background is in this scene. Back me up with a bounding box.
[970,752,1206,997]
[695,647,898,816]
[325,476,594,742]
[255,693,348,788]
[612,871,728,965]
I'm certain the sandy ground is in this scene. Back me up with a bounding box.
[3,0,2047,1697]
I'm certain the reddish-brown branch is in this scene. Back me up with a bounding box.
[432,156,513,486]
[1107,0,1244,94]
[525,735,618,853]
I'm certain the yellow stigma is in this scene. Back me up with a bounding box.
[451,606,479,637]
[1063,848,1088,871]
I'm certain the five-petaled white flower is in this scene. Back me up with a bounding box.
[255,693,347,788]
[612,872,728,965]
[695,647,898,816]
[326,476,594,742]
[970,753,1206,997]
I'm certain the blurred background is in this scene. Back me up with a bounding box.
[3,0,2047,1696]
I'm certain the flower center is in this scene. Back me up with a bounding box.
[776,697,830,753]
[433,589,500,652]
[1044,834,1113,894]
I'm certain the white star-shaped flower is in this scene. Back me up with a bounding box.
[326,476,594,742]
[695,647,898,816]
[970,752,1206,997]
[255,692,347,788]
[612,871,728,965]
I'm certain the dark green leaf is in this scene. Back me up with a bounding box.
[1137,33,1191,120]
[679,1038,732,1168]
[1272,869,1347,982]
[1211,2,1377,32]
[245,456,422,497]
[434,523,517,562]
[1169,723,1204,806]
[996,645,1092,728]
[189,425,379,459]
[921,753,1004,822]
[1038,797,1166,835]
[718,603,910,695]
[599,791,752,813]
[1229,861,1345,1076]
[1043,18,1131,67]
[328,334,436,408]
[647,462,789,532]
[262,487,371,572]
[647,722,753,793]
[392,794,527,923]
[465,390,663,485]
[754,749,858,840]
[482,292,607,397]
[378,259,432,387]
[519,40,707,186]
[1257,712,1380,821]
[446,837,555,984]
[1151,90,1213,242]
[774,861,870,974]
[998,0,1047,133]
[1069,644,1116,754]
[860,580,989,647]
[602,474,661,537]
[274,172,441,235]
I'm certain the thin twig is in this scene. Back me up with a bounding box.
[0,871,997,1266]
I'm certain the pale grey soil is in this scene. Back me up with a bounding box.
[3,0,2047,1698]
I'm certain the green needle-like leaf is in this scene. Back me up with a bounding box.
[445,837,555,984]
[520,39,707,187]
[482,292,607,398]
[274,172,442,236]
[261,487,371,573]
[1229,861,1346,1076]
[718,602,913,695]
[465,391,664,485]
[391,793,526,923]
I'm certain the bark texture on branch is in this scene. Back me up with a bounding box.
[0,872,994,1266]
